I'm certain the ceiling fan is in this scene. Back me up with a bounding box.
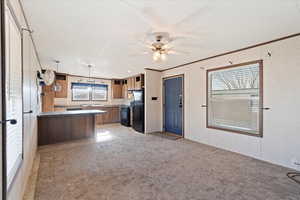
[138,32,189,62]
[120,0,210,61]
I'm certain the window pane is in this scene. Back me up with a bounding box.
[72,83,90,101]
[207,62,261,135]
[92,84,108,101]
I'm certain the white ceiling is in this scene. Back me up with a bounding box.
[22,0,300,78]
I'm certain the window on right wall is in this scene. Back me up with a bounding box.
[207,60,263,137]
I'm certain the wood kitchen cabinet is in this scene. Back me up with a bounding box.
[127,77,134,90]
[122,80,128,99]
[42,84,55,112]
[54,74,68,98]
[127,74,144,91]
[134,75,144,90]
[84,106,120,125]
[112,80,123,99]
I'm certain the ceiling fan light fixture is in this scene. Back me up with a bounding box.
[161,53,167,61]
[153,51,160,61]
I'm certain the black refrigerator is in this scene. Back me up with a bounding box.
[131,89,144,133]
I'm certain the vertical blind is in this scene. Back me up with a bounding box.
[5,7,23,188]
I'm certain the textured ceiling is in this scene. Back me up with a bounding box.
[22,0,300,78]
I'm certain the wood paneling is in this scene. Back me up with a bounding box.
[38,114,95,145]
[42,85,55,112]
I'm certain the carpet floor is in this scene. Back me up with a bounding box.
[35,124,300,200]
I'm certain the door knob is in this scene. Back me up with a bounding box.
[179,95,183,108]
[0,119,17,125]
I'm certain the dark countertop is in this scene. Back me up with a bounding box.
[38,110,106,117]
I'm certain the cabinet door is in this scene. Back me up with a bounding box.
[128,78,134,90]
[95,114,104,125]
[111,107,120,123]
[134,76,142,90]
[102,108,111,124]
[112,80,122,99]
[54,79,68,98]
[126,78,130,90]
[42,85,55,112]
[122,83,128,99]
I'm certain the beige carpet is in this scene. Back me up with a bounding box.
[35,124,300,200]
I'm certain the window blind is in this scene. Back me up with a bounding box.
[207,62,261,135]
[71,83,108,101]
[72,83,90,101]
[91,84,108,101]
[5,7,23,189]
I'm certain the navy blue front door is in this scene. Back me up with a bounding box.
[164,76,183,136]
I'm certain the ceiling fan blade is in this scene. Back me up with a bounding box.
[129,53,150,57]
[119,0,163,31]
[172,6,211,29]
[142,7,168,31]
[168,50,190,55]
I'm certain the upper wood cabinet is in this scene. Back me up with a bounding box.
[122,79,128,98]
[134,75,144,90]
[127,77,134,90]
[112,79,123,99]
[126,74,144,91]
[54,74,68,98]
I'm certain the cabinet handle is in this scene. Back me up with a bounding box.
[24,110,33,114]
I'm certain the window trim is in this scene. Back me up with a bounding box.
[206,60,264,138]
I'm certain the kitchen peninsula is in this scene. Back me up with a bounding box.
[38,110,106,145]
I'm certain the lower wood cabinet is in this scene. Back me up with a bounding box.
[83,106,120,125]
[38,114,95,145]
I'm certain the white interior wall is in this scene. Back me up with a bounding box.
[161,36,300,170]
[6,0,40,199]
[144,69,163,133]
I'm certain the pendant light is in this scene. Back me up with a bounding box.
[53,60,62,92]
[87,64,95,83]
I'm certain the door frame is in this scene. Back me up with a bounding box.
[162,74,185,138]
[1,0,6,198]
